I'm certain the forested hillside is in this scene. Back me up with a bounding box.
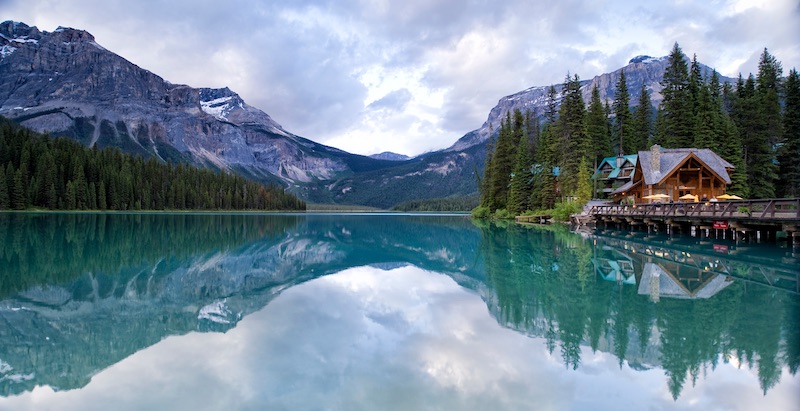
[0,118,306,211]
[478,44,800,216]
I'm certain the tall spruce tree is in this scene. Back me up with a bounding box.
[778,69,800,197]
[556,73,588,197]
[613,69,634,154]
[659,42,694,147]
[508,129,533,214]
[735,73,778,198]
[632,83,653,151]
[487,112,518,211]
[586,83,612,162]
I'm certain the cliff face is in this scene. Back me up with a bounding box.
[0,21,361,185]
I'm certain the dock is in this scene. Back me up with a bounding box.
[585,198,800,244]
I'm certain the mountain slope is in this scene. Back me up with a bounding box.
[0,21,396,188]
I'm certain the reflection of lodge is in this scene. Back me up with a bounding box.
[592,231,799,297]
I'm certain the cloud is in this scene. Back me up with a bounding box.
[366,88,413,111]
[0,0,797,155]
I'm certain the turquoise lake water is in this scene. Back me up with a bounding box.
[0,213,797,410]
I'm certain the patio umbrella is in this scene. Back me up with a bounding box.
[643,194,669,200]
[679,193,698,201]
[717,194,743,200]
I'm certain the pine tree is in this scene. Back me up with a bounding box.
[660,42,694,147]
[778,69,800,197]
[0,165,9,209]
[508,131,533,214]
[693,83,719,151]
[586,83,612,161]
[736,74,777,198]
[488,112,519,211]
[632,83,653,151]
[756,48,784,147]
[556,73,587,197]
[613,69,634,154]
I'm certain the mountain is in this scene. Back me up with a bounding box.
[0,21,398,188]
[0,21,735,209]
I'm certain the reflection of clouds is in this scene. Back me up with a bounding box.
[1,265,797,411]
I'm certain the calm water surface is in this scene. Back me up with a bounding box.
[0,213,798,410]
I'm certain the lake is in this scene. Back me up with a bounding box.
[0,212,798,410]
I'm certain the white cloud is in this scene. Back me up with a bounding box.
[0,0,797,156]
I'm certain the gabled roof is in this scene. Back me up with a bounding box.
[594,154,638,179]
[637,147,733,185]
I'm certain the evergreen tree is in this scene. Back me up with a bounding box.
[508,131,533,214]
[756,48,784,147]
[576,156,592,204]
[688,54,703,115]
[660,42,694,147]
[632,83,653,151]
[613,69,634,154]
[586,83,612,162]
[778,69,800,197]
[488,112,519,211]
[693,83,719,152]
[556,74,588,197]
[0,165,9,209]
[545,85,558,125]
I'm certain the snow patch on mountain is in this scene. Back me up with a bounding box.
[201,96,235,120]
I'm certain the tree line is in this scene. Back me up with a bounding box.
[477,43,800,217]
[0,118,306,211]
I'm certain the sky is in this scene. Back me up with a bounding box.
[1,0,799,156]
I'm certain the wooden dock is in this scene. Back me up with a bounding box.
[516,214,553,224]
[585,198,800,243]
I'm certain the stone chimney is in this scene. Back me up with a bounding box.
[650,144,661,172]
[616,154,623,168]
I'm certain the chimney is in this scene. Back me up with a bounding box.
[650,144,661,172]
[616,154,623,168]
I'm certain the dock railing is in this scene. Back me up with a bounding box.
[588,198,800,223]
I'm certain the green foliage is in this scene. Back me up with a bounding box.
[631,83,653,152]
[471,205,491,219]
[551,200,582,221]
[493,208,514,220]
[660,43,695,147]
[778,69,800,197]
[0,118,305,211]
[613,69,634,155]
[586,84,612,161]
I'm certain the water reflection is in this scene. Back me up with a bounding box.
[0,213,797,409]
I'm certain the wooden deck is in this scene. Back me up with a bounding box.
[586,198,800,241]
[589,198,800,224]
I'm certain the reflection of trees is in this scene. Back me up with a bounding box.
[478,222,799,399]
[0,213,300,299]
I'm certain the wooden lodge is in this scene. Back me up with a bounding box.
[611,145,734,204]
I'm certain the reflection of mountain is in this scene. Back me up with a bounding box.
[476,222,799,399]
[0,213,485,396]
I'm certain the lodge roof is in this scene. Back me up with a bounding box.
[594,154,638,179]
[638,147,734,186]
